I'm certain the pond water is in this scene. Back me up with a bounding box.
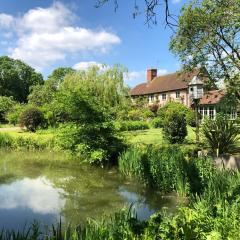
[0,151,182,231]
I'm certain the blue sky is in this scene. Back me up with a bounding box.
[0,0,189,86]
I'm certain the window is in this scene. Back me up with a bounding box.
[162,93,166,100]
[209,106,214,119]
[204,108,208,118]
[230,110,237,120]
[176,91,180,99]
[149,95,154,102]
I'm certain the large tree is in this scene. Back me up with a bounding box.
[0,56,44,102]
[28,67,75,106]
[170,0,240,101]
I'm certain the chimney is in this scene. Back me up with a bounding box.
[147,69,157,83]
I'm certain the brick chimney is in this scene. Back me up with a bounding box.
[147,69,157,83]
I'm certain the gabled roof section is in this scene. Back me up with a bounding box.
[130,69,200,96]
[200,90,225,105]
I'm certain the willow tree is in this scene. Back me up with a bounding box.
[55,65,129,165]
[170,0,240,102]
[61,65,130,116]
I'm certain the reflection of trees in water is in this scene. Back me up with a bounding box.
[0,151,181,226]
[42,165,129,225]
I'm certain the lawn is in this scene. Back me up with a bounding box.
[123,126,196,145]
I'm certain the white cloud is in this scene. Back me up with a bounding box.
[73,61,109,71]
[0,2,120,70]
[0,177,65,214]
[0,13,14,28]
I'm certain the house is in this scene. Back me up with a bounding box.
[130,69,238,120]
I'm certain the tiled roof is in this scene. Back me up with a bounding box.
[130,70,200,96]
[200,90,225,105]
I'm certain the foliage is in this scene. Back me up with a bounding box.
[5,104,25,125]
[0,56,43,102]
[202,113,240,155]
[119,145,189,195]
[0,96,16,122]
[162,109,187,144]
[126,108,154,121]
[55,76,126,165]
[151,117,163,128]
[19,107,45,132]
[170,0,240,100]
[28,67,75,107]
[158,101,195,126]
[116,120,150,131]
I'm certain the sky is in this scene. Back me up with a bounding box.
[0,0,189,87]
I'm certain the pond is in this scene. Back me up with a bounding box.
[0,150,182,231]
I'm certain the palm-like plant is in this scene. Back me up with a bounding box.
[202,114,240,155]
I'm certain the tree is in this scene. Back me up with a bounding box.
[170,0,240,101]
[55,66,128,165]
[19,107,44,132]
[96,0,176,27]
[0,96,16,122]
[0,56,44,102]
[28,67,75,106]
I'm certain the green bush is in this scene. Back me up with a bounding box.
[163,110,187,144]
[6,104,25,125]
[202,113,240,155]
[158,102,195,127]
[151,117,163,128]
[118,121,150,131]
[127,108,154,121]
[56,122,124,165]
[19,107,45,132]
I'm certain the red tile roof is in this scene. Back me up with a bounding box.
[199,90,225,105]
[130,70,200,96]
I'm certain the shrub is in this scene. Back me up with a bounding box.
[151,117,163,128]
[6,104,25,125]
[118,121,150,131]
[127,108,154,121]
[202,113,240,155]
[56,122,124,165]
[158,102,195,127]
[19,107,44,132]
[163,110,187,144]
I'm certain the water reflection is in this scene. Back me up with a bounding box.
[0,177,65,214]
[0,151,180,231]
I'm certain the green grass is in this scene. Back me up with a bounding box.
[123,126,196,145]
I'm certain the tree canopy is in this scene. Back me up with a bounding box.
[28,67,75,106]
[0,56,44,102]
[170,0,240,101]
